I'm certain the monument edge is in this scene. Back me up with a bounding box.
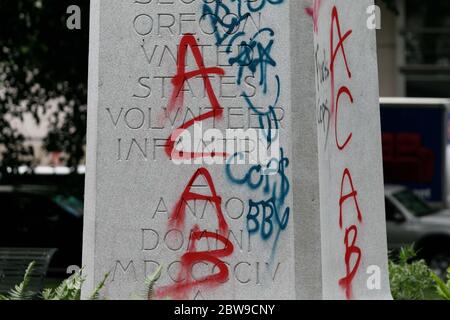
[81,0,101,300]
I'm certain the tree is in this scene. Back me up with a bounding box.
[0,0,89,172]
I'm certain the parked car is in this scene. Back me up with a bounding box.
[0,184,83,277]
[385,185,450,277]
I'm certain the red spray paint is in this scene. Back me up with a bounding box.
[156,226,234,300]
[329,6,363,300]
[163,34,227,160]
[305,0,322,33]
[156,168,233,299]
[169,167,228,236]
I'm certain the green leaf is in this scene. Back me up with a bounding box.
[145,265,162,300]
[41,288,53,300]
[88,272,109,300]
[399,245,417,265]
[42,268,85,300]
[0,294,9,300]
[389,247,435,300]
[7,261,36,300]
[431,270,450,300]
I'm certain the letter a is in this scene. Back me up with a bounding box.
[66,5,81,30]
[329,6,352,114]
[339,168,362,229]
[164,34,226,160]
[169,168,228,235]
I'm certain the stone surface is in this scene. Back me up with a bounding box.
[310,0,392,299]
[83,0,392,300]
[83,0,298,300]
[291,0,324,300]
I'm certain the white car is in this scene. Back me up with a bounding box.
[385,185,450,277]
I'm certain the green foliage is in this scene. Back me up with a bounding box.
[0,261,37,300]
[398,245,416,264]
[88,272,110,300]
[0,262,108,300]
[389,246,435,300]
[0,0,89,170]
[41,268,85,300]
[431,268,450,300]
[5,251,449,301]
[145,265,162,300]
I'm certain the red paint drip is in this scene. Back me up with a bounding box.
[305,0,321,33]
[338,225,362,300]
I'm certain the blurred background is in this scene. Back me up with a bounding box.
[0,0,449,286]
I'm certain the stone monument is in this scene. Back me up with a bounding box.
[83,0,297,300]
[83,0,391,300]
[298,0,392,299]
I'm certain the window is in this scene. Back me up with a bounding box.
[392,189,436,217]
[402,0,450,97]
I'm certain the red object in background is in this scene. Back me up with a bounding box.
[382,133,435,184]
[50,151,62,166]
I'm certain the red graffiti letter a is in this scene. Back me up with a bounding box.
[339,168,362,229]
[330,6,352,84]
[329,6,353,150]
[164,34,226,160]
[169,168,228,235]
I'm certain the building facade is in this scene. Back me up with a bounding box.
[377,0,450,98]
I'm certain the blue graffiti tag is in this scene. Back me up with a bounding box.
[229,28,276,93]
[226,148,290,255]
[243,75,281,145]
[202,0,289,256]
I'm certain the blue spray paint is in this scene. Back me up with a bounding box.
[202,0,290,257]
